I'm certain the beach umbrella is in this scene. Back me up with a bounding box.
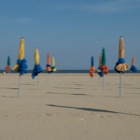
[32,48,42,79]
[101,48,108,74]
[130,56,137,83]
[5,55,11,73]
[51,56,57,72]
[130,56,137,73]
[97,54,104,88]
[97,48,109,77]
[97,54,104,77]
[12,37,28,97]
[114,36,128,97]
[89,56,96,77]
[46,53,52,73]
[97,48,108,89]
[101,48,108,89]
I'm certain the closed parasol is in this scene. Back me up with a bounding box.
[130,56,137,73]
[13,37,28,75]
[32,48,42,79]
[101,48,108,74]
[51,56,57,72]
[114,36,128,97]
[114,36,128,73]
[46,53,52,73]
[12,37,28,97]
[89,56,96,77]
[5,55,11,73]
[97,54,104,77]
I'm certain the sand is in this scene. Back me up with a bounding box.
[0,73,140,140]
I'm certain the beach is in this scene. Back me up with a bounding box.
[0,73,140,140]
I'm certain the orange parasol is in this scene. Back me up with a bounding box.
[46,53,52,73]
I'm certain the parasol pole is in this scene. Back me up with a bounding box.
[18,75,21,97]
[130,56,137,84]
[37,75,39,90]
[120,73,122,97]
[115,36,128,98]
[102,76,104,89]
[98,54,102,88]
[31,48,42,87]
[102,49,105,89]
[101,48,108,89]
[12,37,28,98]
[130,72,133,84]
[6,55,11,88]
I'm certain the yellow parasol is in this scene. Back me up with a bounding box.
[114,36,128,97]
[13,37,25,71]
[12,37,27,97]
[34,48,39,65]
[32,48,42,79]
[115,36,128,72]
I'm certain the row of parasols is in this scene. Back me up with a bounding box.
[89,36,137,77]
[5,36,137,78]
[4,36,138,97]
[5,37,57,79]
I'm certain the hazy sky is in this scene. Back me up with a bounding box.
[0,0,140,70]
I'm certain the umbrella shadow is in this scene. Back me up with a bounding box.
[100,95,119,98]
[70,93,88,96]
[47,92,66,95]
[127,92,140,95]
[0,87,18,90]
[47,104,140,117]
[21,83,36,86]
[123,87,140,90]
[54,87,83,90]
[67,83,84,86]
[1,95,17,98]
[46,92,88,96]
[8,87,18,90]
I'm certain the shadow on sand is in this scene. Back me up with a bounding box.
[47,104,140,117]
[46,92,88,96]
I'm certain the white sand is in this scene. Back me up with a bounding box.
[0,73,140,140]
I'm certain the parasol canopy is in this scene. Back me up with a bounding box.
[12,37,28,75]
[32,48,42,79]
[5,55,11,73]
[97,48,108,77]
[46,53,52,73]
[97,54,104,77]
[89,56,96,77]
[114,36,128,73]
[130,56,137,73]
[101,48,108,74]
[51,56,57,72]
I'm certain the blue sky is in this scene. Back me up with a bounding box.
[0,0,140,70]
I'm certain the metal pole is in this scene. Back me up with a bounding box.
[18,75,21,97]
[120,73,122,97]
